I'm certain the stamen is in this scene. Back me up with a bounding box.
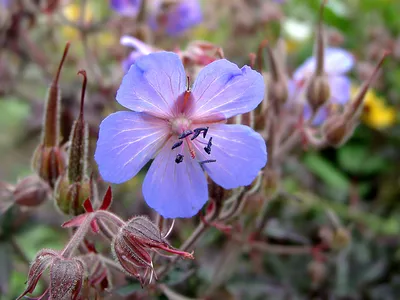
[178,130,193,139]
[191,127,209,140]
[200,159,216,165]
[175,154,184,164]
[204,137,213,154]
[171,140,183,150]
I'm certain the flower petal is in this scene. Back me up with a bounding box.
[190,59,265,122]
[165,0,203,36]
[293,47,354,81]
[116,52,186,118]
[95,111,169,184]
[196,124,267,189]
[142,138,208,218]
[111,0,142,16]
[328,75,351,105]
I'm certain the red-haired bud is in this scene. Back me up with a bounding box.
[54,70,90,216]
[112,216,193,285]
[321,114,356,147]
[32,43,70,187]
[50,257,86,300]
[17,249,59,300]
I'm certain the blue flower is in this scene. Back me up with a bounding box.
[149,0,203,36]
[110,0,142,17]
[95,52,267,218]
[120,36,154,73]
[292,47,354,124]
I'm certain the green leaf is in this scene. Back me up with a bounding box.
[338,145,386,174]
[303,152,349,191]
[0,242,13,295]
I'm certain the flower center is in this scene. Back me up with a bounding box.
[169,122,216,166]
[170,117,192,136]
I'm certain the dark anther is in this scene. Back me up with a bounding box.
[200,159,216,165]
[191,127,209,140]
[204,137,213,154]
[201,127,209,138]
[171,140,183,150]
[178,130,193,139]
[175,154,184,164]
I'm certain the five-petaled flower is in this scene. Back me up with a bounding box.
[292,47,354,124]
[149,0,203,36]
[95,51,267,218]
[110,0,142,16]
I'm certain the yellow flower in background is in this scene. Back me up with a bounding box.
[351,86,397,129]
[61,2,116,48]
[62,3,94,40]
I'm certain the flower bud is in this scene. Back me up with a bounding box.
[54,70,90,216]
[321,114,355,147]
[17,249,59,300]
[81,252,110,291]
[50,257,86,300]
[112,216,193,285]
[306,74,331,112]
[54,175,91,216]
[13,175,50,207]
[307,0,331,112]
[32,145,67,188]
[264,40,288,109]
[32,43,70,187]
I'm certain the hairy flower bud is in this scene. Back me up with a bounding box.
[13,175,50,207]
[17,249,59,300]
[32,145,67,188]
[112,216,194,285]
[54,70,90,216]
[55,175,91,216]
[32,43,70,187]
[50,257,86,300]
[307,0,330,112]
[321,114,355,147]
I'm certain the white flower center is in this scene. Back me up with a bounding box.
[170,117,192,136]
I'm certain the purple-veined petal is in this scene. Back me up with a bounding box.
[293,47,354,81]
[328,75,351,105]
[116,52,187,119]
[165,0,203,36]
[195,124,267,189]
[149,0,202,36]
[95,111,170,184]
[111,0,142,16]
[190,59,265,122]
[142,138,208,218]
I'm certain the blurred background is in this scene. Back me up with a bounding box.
[1,0,400,299]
